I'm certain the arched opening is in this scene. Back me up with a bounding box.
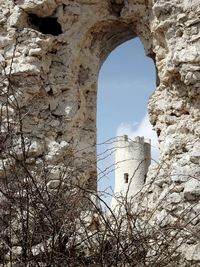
[97,38,159,206]
[73,19,157,201]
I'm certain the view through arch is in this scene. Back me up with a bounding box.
[97,38,159,206]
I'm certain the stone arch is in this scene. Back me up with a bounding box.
[72,18,154,190]
[84,20,137,64]
[1,0,199,216]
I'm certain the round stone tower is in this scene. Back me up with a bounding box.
[111,135,151,210]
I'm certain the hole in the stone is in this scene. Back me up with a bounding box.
[47,88,53,96]
[28,13,62,36]
[182,146,189,153]
[170,112,179,117]
[97,38,159,208]
[52,113,62,119]
[157,129,161,137]
[176,30,183,37]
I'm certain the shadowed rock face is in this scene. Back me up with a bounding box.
[0,0,200,263]
[28,13,63,36]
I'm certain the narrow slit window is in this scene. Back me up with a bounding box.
[124,173,129,184]
[144,174,147,183]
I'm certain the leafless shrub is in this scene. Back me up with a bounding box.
[0,38,199,267]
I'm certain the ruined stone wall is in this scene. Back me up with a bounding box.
[0,0,200,263]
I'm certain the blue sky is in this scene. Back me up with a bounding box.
[97,38,158,204]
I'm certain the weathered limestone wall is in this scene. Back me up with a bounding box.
[0,0,200,263]
[0,0,154,191]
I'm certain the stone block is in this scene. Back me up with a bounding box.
[184,178,200,200]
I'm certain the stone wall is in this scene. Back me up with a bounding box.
[0,0,200,263]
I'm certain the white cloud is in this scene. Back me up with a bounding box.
[117,113,160,162]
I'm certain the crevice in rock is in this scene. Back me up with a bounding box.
[47,88,54,96]
[170,112,179,117]
[170,110,190,117]
[57,131,63,137]
[182,146,189,153]
[157,129,161,137]
[51,113,62,119]
[28,13,62,36]
[109,0,125,17]
[149,52,160,86]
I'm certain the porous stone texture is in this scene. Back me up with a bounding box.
[0,0,200,264]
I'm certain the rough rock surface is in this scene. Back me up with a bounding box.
[0,0,200,264]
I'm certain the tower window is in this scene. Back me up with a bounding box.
[124,173,129,184]
[144,174,147,183]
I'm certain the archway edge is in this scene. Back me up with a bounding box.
[83,19,137,66]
